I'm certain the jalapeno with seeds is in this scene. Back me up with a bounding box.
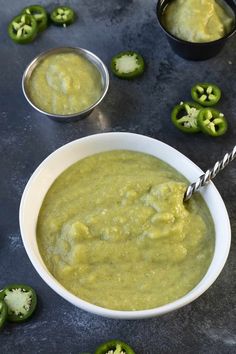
[95,340,135,354]
[191,83,221,106]
[171,101,202,133]
[0,300,8,330]
[197,108,228,137]
[111,51,145,79]
[50,6,75,26]
[22,5,48,32]
[0,284,37,322]
[8,14,38,44]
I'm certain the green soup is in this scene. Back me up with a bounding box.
[29,52,102,115]
[37,151,214,311]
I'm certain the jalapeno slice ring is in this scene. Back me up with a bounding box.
[0,300,8,330]
[171,101,202,133]
[111,51,145,79]
[95,340,135,354]
[197,108,228,137]
[191,83,221,106]
[8,14,38,44]
[0,284,37,322]
[50,6,75,26]
[22,5,48,32]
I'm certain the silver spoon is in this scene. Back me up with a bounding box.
[184,145,236,201]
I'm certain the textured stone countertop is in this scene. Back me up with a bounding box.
[0,1,236,353]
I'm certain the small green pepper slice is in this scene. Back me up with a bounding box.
[8,14,38,44]
[0,300,8,330]
[171,101,202,133]
[95,340,135,354]
[197,108,228,137]
[111,51,145,79]
[50,6,75,26]
[22,5,48,32]
[191,83,221,106]
[0,284,37,322]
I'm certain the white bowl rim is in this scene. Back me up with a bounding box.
[19,132,231,319]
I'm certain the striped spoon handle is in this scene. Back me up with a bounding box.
[184,145,236,202]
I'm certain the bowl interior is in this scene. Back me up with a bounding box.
[19,133,231,319]
[22,47,109,119]
[157,0,236,44]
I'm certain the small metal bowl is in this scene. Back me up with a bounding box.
[156,0,236,60]
[22,47,109,122]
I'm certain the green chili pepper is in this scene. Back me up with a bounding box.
[8,14,38,44]
[191,83,221,106]
[111,51,145,79]
[197,108,228,137]
[22,5,48,32]
[95,340,135,354]
[0,300,8,330]
[171,101,202,133]
[0,284,37,322]
[50,6,75,26]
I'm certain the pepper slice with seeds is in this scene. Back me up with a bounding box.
[22,5,48,32]
[0,300,8,330]
[50,6,75,27]
[197,108,228,137]
[111,51,145,79]
[0,284,37,322]
[8,14,38,44]
[191,83,221,106]
[171,101,202,133]
[95,340,135,354]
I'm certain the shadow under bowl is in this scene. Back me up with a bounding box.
[156,0,236,60]
[22,47,109,122]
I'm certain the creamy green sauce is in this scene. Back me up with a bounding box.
[29,53,102,115]
[37,151,214,311]
[162,0,234,43]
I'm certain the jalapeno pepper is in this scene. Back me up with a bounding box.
[197,108,228,137]
[111,51,145,79]
[50,6,75,26]
[171,101,202,133]
[0,300,8,330]
[191,83,221,106]
[0,284,37,322]
[95,340,135,354]
[22,5,48,32]
[8,14,38,44]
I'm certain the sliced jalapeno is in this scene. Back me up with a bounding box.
[0,284,37,322]
[0,300,8,330]
[197,108,228,137]
[95,340,135,354]
[22,5,48,32]
[8,14,38,44]
[111,51,145,79]
[50,6,75,26]
[191,83,221,106]
[171,101,202,133]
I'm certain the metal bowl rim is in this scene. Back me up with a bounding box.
[22,46,110,119]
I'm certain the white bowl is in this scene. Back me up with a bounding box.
[19,132,231,319]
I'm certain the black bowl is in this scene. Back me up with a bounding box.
[156,0,236,60]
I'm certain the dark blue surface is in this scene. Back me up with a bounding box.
[0,1,236,353]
